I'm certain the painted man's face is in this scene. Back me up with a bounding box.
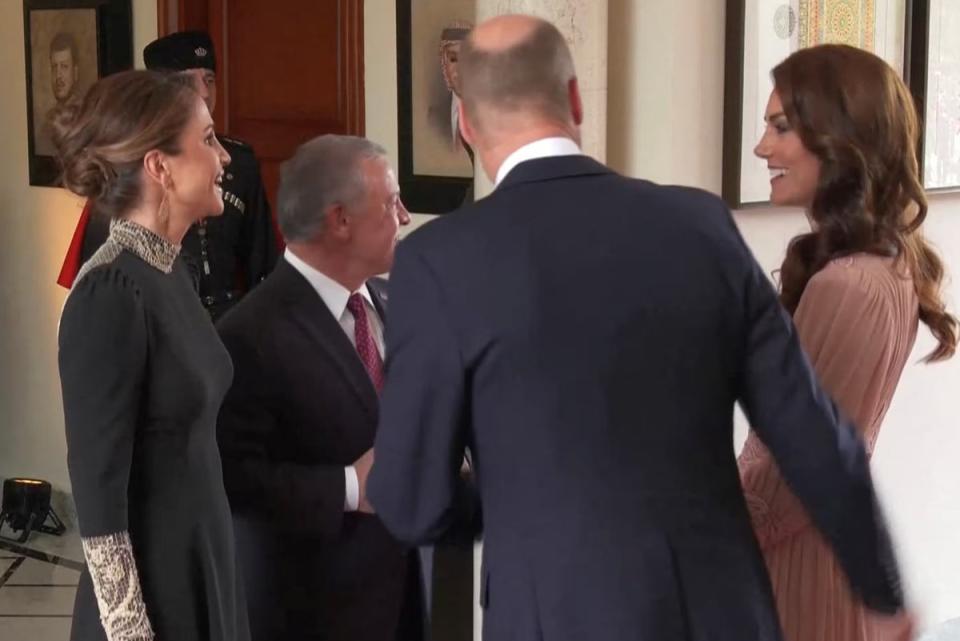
[441,41,462,95]
[51,48,78,102]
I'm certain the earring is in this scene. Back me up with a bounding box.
[157,189,170,223]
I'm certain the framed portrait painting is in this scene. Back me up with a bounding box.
[908,0,960,191]
[396,0,475,214]
[23,0,132,187]
[722,0,912,208]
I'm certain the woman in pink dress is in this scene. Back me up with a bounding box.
[741,44,958,641]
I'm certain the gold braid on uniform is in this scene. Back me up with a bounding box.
[81,532,154,641]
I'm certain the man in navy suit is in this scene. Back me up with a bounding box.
[368,14,913,641]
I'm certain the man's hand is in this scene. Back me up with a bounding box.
[354,448,375,514]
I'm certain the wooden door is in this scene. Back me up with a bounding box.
[158,0,365,211]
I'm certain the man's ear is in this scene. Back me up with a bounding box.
[326,203,351,240]
[458,97,477,148]
[568,77,583,126]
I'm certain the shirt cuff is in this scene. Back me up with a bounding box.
[344,465,359,511]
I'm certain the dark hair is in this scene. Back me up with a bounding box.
[773,44,957,362]
[51,70,197,220]
[49,32,79,63]
[458,20,574,125]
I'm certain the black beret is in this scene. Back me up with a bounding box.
[143,31,216,73]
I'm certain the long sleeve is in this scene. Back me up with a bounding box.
[367,244,481,546]
[739,265,899,549]
[216,325,348,539]
[58,267,154,640]
[732,241,902,614]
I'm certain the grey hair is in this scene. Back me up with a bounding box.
[276,134,388,243]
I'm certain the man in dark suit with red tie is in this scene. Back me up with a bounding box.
[215,135,422,640]
[368,14,913,641]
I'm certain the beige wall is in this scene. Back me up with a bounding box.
[0,0,156,490]
[365,0,400,170]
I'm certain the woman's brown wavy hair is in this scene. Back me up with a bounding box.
[51,70,196,220]
[773,44,956,362]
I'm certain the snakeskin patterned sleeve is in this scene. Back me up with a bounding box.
[81,532,154,641]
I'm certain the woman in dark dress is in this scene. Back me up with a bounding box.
[54,70,249,641]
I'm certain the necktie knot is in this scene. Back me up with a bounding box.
[346,293,366,319]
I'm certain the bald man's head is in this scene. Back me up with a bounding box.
[458,15,576,128]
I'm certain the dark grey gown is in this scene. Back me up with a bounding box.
[58,219,249,641]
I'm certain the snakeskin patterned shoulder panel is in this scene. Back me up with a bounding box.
[109,219,179,273]
[72,219,180,290]
[72,239,125,291]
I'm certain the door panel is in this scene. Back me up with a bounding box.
[162,0,364,212]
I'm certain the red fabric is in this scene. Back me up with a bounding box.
[346,293,384,392]
[56,200,93,289]
[271,210,285,252]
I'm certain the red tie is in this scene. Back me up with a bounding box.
[346,293,384,392]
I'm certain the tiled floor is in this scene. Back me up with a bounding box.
[0,533,82,641]
[0,530,957,641]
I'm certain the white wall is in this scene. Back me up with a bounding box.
[607,0,960,629]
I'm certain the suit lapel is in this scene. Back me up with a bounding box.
[274,260,379,419]
[367,276,388,322]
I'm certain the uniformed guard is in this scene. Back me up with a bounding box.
[57,30,279,321]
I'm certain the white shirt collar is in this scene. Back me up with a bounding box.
[494,137,583,187]
[284,248,374,320]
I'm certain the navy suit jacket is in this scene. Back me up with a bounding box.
[368,154,902,641]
